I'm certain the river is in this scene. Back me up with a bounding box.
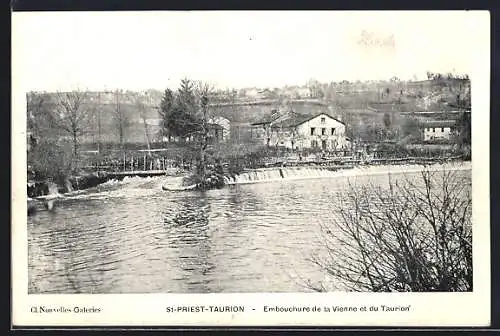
[27,162,471,293]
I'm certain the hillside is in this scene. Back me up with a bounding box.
[207,78,470,125]
[27,78,470,147]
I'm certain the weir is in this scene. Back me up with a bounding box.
[223,161,471,186]
[224,166,344,185]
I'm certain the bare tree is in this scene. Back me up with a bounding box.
[135,92,152,156]
[50,90,94,169]
[113,90,128,149]
[307,167,472,292]
[26,91,45,137]
[91,92,103,153]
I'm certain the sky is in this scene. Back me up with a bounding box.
[12,11,488,92]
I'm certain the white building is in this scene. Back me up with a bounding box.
[421,120,456,141]
[252,111,350,151]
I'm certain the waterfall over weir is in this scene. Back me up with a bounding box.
[223,161,471,186]
[159,161,470,191]
[224,167,343,185]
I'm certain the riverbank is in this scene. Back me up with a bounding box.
[28,168,185,197]
[28,155,471,198]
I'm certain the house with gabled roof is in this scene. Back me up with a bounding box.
[251,109,350,151]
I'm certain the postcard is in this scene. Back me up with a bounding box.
[12,10,490,327]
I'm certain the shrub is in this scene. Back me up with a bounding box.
[308,167,472,292]
[181,173,203,187]
[28,139,74,186]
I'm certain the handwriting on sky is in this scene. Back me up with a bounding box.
[357,30,396,51]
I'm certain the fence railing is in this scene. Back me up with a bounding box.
[80,153,186,173]
[77,147,468,174]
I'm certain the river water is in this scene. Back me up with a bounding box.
[27,163,471,293]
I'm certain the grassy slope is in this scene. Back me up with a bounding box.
[34,79,471,146]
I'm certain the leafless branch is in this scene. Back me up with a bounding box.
[303,167,472,292]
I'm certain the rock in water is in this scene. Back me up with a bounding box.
[65,179,74,193]
[45,200,55,211]
[48,182,59,195]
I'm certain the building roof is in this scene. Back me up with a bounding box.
[419,120,457,128]
[271,112,345,128]
[271,113,310,128]
[250,109,281,125]
[270,113,314,128]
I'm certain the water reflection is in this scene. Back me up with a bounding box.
[163,194,215,293]
[27,169,472,293]
[29,200,114,293]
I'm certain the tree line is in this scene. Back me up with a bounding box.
[27,73,472,186]
[27,89,158,184]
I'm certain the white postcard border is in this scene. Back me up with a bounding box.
[11,10,491,327]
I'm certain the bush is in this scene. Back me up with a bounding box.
[182,159,226,190]
[28,139,74,186]
[226,157,246,175]
[181,173,203,187]
[308,168,472,292]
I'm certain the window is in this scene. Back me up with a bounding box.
[311,140,318,148]
[321,117,326,124]
[441,127,444,132]
[331,128,335,135]
[321,128,326,135]
[310,127,315,135]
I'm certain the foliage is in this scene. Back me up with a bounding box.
[308,168,472,292]
[401,117,421,139]
[177,78,198,115]
[159,88,175,135]
[28,139,74,185]
[182,157,225,189]
[39,90,97,170]
[373,142,411,158]
[27,90,96,181]
[383,112,391,128]
[159,79,204,139]
[159,79,225,189]
[160,88,175,115]
[427,71,469,81]
[455,112,471,147]
[360,123,387,143]
[27,92,46,134]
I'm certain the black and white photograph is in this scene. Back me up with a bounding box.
[12,10,490,327]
